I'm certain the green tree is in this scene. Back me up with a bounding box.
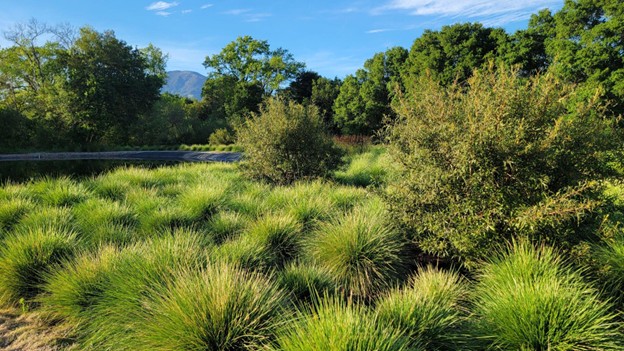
[545,0,624,115]
[283,70,321,103]
[62,27,164,144]
[203,36,304,95]
[333,47,407,135]
[311,76,341,131]
[499,9,556,76]
[405,23,508,85]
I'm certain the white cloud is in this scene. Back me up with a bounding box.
[146,1,179,11]
[245,13,272,22]
[380,0,560,24]
[366,28,391,34]
[223,9,251,15]
[156,11,172,16]
[200,4,213,10]
[182,9,193,14]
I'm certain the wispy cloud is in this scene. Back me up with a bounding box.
[245,13,272,22]
[223,8,271,22]
[156,11,172,16]
[182,9,192,14]
[146,1,179,11]
[366,28,391,34]
[223,8,251,15]
[200,4,213,10]
[378,0,560,24]
[302,51,362,78]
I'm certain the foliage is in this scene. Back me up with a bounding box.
[209,127,235,145]
[236,98,343,184]
[273,297,413,351]
[472,241,622,350]
[386,65,620,267]
[203,35,305,95]
[405,23,508,85]
[307,202,408,299]
[333,47,407,135]
[61,27,164,145]
[0,227,77,306]
[376,267,469,350]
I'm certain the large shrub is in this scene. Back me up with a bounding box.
[386,65,620,267]
[236,98,343,184]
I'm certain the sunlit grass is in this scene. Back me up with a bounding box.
[472,240,622,350]
[273,297,411,351]
[129,263,288,351]
[0,227,77,306]
[376,266,469,350]
[307,200,409,299]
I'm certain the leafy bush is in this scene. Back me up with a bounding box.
[273,297,412,351]
[386,65,621,267]
[236,98,343,184]
[209,128,235,145]
[376,267,469,350]
[472,241,622,350]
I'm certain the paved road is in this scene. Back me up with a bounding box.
[0,151,242,163]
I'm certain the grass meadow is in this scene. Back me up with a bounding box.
[0,148,622,350]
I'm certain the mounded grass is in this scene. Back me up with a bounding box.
[244,213,303,268]
[13,207,75,236]
[77,230,210,349]
[595,235,624,305]
[0,227,77,306]
[72,198,138,245]
[273,297,412,351]
[472,241,622,350]
[129,263,288,351]
[0,197,33,234]
[307,201,408,298]
[376,266,469,350]
[278,262,336,304]
[334,146,394,187]
[206,211,249,244]
[27,177,91,206]
[40,246,123,327]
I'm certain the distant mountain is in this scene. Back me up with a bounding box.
[162,70,207,100]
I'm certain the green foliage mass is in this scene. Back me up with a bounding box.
[472,241,622,350]
[386,65,620,267]
[236,98,343,184]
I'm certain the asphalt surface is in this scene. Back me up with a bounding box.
[0,151,242,163]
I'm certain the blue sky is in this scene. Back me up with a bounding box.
[0,0,563,78]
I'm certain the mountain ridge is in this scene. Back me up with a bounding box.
[162,70,206,100]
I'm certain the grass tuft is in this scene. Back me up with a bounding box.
[376,266,469,350]
[307,203,408,299]
[130,263,287,351]
[0,227,77,306]
[472,240,623,350]
[273,297,412,351]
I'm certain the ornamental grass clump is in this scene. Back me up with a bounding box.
[236,98,343,184]
[308,201,408,299]
[376,266,469,350]
[273,297,412,351]
[129,263,288,351]
[472,240,622,350]
[386,65,621,267]
[0,227,77,306]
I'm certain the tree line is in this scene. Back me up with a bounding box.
[0,0,622,150]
